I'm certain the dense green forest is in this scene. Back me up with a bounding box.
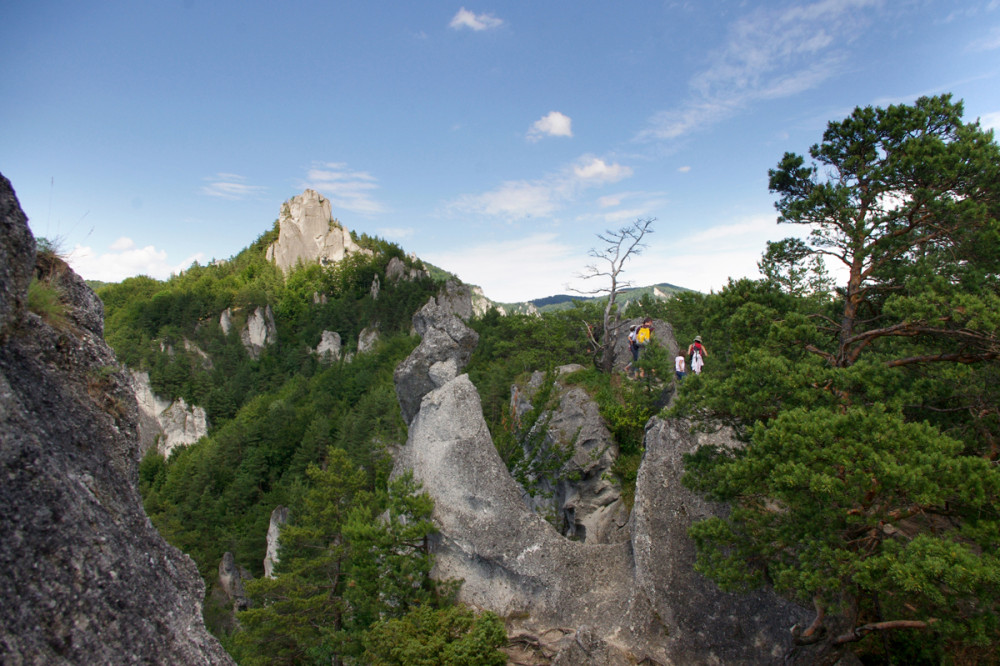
[97,95,999,664]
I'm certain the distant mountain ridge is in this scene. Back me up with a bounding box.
[501,282,691,314]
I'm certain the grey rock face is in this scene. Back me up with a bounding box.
[0,174,34,342]
[218,552,251,612]
[263,505,290,579]
[623,417,809,663]
[240,305,277,360]
[394,293,479,425]
[512,366,629,544]
[385,256,429,283]
[313,330,342,363]
[358,326,379,354]
[265,189,372,275]
[0,174,233,665]
[613,316,679,373]
[220,307,233,335]
[131,370,209,457]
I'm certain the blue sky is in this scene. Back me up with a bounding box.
[3,1,999,302]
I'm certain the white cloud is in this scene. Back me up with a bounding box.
[677,166,692,173]
[448,155,633,220]
[449,7,504,31]
[573,156,633,183]
[201,173,266,200]
[639,0,876,141]
[423,233,586,302]
[300,162,386,215]
[527,111,573,141]
[980,111,1000,132]
[66,239,205,282]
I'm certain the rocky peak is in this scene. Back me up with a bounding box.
[265,189,372,275]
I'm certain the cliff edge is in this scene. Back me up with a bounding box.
[0,173,233,665]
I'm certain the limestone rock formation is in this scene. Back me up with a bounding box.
[392,289,810,663]
[358,326,379,354]
[265,189,371,275]
[131,370,209,457]
[511,366,629,544]
[240,304,277,360]
[393,290,479,425]
[0,172,233,665]
[220,307,233,335]
[312,330,342,363]
[385,255,429,283]
[263,505,290,579]
[218,552,251,612]
[614,316,679,373]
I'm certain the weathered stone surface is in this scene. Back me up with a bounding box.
[622,416,809,663]
[265,189,372,275]
[218,552,251,612]
[512,365,629,544]
[394,293,479,425]
[131,370,209,457]
[220,307,233,335]
[358,326,379,354]
[263,505,290,579]
[0,175,233,665]
[0,173,34,343]
[394,375,634,635]
[385,256,429,283]
[240,304,277,360]
[313,330,342,363]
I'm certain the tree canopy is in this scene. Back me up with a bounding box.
[674,96,1000,662]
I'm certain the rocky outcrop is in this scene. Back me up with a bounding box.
[265,189,372,275]
[512,366,629,544]
[220,307,233,335]
[240,304,277,360]
[392,289,809,663]
[358,326,379,354]
[132,370,209,457]
[0,173,233,665]
[393,291,479,425]
[218,552,251,612]
[385,256,429,283]
[613,316,679,373]
[312,330,342,363]
[263,505,290,578]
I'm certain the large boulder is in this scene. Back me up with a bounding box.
[265,189,372,275]
[0,173,233,664]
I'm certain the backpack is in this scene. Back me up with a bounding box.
[636,326,650,345]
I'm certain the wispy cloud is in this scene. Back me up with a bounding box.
[980,111,1000,132]
[299,162,386,215]
[423,233,584,302]
[448,155,633,220]
[639,0,877,142]
[449,7,504,31]
[201,173,266,200]
[67,237,204,282]
[967,25,1000,51]
[527,111,573,141]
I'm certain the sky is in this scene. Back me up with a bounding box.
[3,1,1000,303]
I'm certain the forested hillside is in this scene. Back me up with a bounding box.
[94,95,1000,665]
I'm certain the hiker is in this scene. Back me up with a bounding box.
[625,317,653,378]
[625,324,639,377]
[688,335,707,374]
[675,349,686,381]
